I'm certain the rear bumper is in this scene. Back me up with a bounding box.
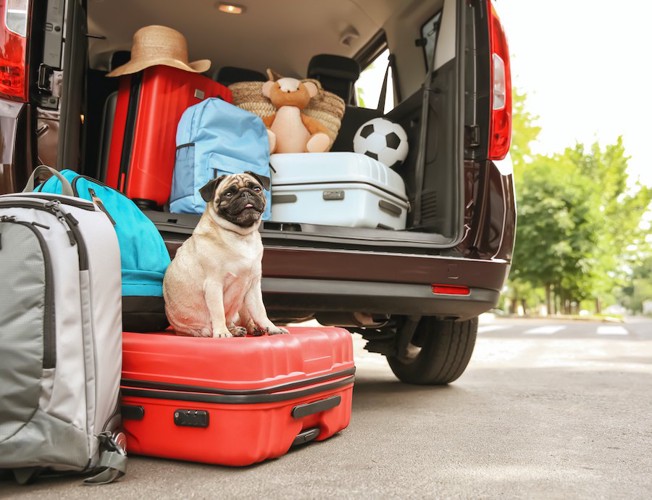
[262,277,500,321]
[156,216,511,322]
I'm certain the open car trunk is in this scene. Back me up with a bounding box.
[50,0,475,257]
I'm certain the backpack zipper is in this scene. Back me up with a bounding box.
[17,191,96,211]
[69,175,125,226]
[0,199,90,271]
[0,216,57,369]
[87,188,116,226]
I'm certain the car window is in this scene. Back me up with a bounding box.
[421,11,443,71]
[355,48,395,113]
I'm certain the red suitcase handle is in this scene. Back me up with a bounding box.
[291,395,341,419]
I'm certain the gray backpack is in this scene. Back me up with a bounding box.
[0,167,126,485]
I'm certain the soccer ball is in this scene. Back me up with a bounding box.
[353,118,409,169]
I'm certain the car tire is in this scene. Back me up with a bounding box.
[387,316,478,385]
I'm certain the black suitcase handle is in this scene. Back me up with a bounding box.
[292,428,321,447]
[291,395,341,419]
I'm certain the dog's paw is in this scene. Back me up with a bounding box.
[228,325,247,337]
[251,326,267,337]
[196,327,213,338]
[213,331,233,338]
[252,325,290,336]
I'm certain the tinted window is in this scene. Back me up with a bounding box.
[421,11,443,71]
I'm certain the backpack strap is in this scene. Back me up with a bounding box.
[22,165,75,196]
[83,432,127,486]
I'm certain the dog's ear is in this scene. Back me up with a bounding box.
[199,175,227,203]
[244,171,271,191]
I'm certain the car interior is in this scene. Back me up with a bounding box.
[71,0,467,254]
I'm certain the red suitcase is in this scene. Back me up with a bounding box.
[105,65,232,209]
[120,327,355,466]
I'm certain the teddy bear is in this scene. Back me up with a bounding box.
[261,74,331,154]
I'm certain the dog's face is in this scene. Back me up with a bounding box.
[199,172,269,228]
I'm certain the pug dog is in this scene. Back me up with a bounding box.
[163,172,288,338]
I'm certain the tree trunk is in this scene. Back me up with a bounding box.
[545,284,552,316]
[509,294,518,315]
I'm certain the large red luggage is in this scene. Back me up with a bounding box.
[105,65,232,209]
[120,327,355,466]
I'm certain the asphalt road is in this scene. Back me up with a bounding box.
[2,316,651,499]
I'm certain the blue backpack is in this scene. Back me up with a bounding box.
[170,97,272,217]
[37,170,171,332]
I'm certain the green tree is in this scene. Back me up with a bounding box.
[566,139,652,311]
[619,239,652,314]
[510,153,598,314]
[506,91,652,315]
[510,90,541,185]
[511,137,652,314]
[503,90,543,313]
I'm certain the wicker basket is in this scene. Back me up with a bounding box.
[229,78,345,149]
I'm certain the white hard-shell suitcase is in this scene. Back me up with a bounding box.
[269,152,409,230]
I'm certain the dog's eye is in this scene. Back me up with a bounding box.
[253,185,262,192]
[225,191,234,198]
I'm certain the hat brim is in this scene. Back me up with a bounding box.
[106,57,211,77]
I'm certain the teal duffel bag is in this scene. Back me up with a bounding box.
[37,169,171,332]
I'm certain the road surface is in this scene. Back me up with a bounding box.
[2,316,651,499]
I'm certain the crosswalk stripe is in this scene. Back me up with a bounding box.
[596,325,628,335]
[478,323,632,336]
[478,325,511,333]
[524,325,566,335]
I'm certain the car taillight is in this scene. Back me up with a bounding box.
[0,0,29,102]
[487,1,512,160]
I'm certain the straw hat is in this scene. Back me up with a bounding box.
[107,25,210,77]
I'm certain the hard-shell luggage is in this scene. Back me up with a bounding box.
[120,326,355,466]
[105,65,232,209]
[36,170,171,332]
[170,97,272,218]
[0,166,126,485]
[269,152,409,229]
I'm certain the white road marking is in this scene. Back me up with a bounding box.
[524,325,566,335]
[478,325,512,333]
[596,325,628,335]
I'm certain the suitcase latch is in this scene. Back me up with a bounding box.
[323,190,345,201]
[174,409,210,428]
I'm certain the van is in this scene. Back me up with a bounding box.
[0,0,515,385]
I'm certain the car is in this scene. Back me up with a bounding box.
[0,0,515,385]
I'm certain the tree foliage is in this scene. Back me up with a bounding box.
[621,249,652,313]
[510,90,541,184]
[507,92,652,314]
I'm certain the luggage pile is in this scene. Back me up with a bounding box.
[0,24,369,486]
[99,26,409,231]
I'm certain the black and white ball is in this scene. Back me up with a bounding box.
[353,118,409,169]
